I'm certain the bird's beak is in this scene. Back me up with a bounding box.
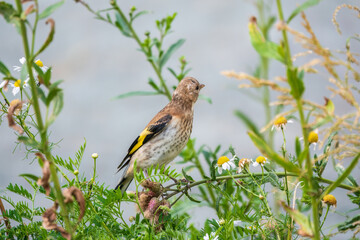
[199,84,205,89]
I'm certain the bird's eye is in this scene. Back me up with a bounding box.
[196,86,199,90]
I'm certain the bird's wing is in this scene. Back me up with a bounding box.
[117,114,172,172]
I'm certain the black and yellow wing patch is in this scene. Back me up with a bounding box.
[117,114,172,172]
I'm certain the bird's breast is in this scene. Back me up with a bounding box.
[133,116,193,169]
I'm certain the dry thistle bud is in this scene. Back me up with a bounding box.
[141,180,163,196]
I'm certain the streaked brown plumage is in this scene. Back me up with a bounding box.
[116,77,205,192]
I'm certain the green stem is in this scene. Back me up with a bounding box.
[275,0,320,238]
[247,168,281,240]
[281,128,292,240]
[192,148,217,207]
[111,2,172,100]
[165,172,356,199]
[31,0,39,56]
[15,0,73,235]
[320,205,330,229]
[87,201,117,240]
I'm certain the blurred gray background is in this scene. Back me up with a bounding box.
[0,0,359,238]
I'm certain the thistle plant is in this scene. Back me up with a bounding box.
[1,0,360,239]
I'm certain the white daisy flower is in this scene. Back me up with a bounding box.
[252,156,269,167]
[271,116,293,131]
[10,79,29,96]
[13,57,49,73]
[204,232,218,240]
[216,155,236,174]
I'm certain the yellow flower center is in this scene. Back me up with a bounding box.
[35,59,44,67]
[217,156,230,166]
[323,194,337,206]
[308,131,318,143]
[256,156,267,164]
[14,79,21,88]
[274,116,287,126]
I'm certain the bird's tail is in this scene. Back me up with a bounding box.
[115,173,133,194]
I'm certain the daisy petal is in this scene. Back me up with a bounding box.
[228,161,236,168]
[12,87,20,96]
[19,57,26,64]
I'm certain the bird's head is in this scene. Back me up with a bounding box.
[172,77,205,104]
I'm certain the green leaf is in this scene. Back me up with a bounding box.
[322,154,360,198]
[181,168,194,182]
[115,12,131,37]
[287,67,305,100]
[37,87,47,104]
[295,137,302,158]
[19,173,40,182]
[198,94,212,104]
[7,183,33,200]
[47,90,63,126]
[248,131,301,173]
[338,214,360,232]
[249,20,285,63]
[0,60,10,77]
[210,159,217,180]
[113,91,160,99]
[287,0,322,24]
[159,39,185,70]
[148,78,160,92]
[334,163,359,188]
[0,2,16,23]
[46,87,62,106]
[18,136,40,149]
[132,10,149,21]
[234,110,262,139]
[281,202,314,237]
[38,0,65,20]
[184,191,201,203]
[49,79,63,91]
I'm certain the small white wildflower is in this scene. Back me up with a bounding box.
[252,156,268,167]
[271,116,293,131]
[91,153,99,159]
[10,79,29,96]
[216,156,236,174]
[13,57,48,72]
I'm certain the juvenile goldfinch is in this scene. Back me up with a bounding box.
[116,77,205,193]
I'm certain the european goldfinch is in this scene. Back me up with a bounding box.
[116,77,205,193]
